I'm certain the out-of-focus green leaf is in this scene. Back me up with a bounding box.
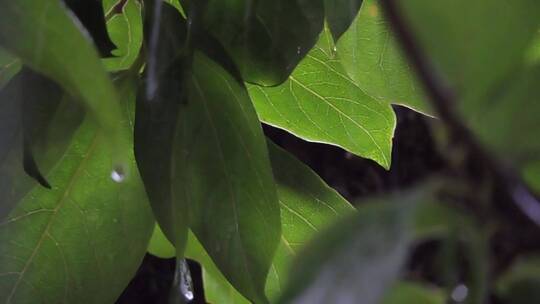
[249,27,396,169]
[178,52,280,303]
[462,66,540,168]
[382,282,445,304]
[525,31,540,65]
[104,0,143,71]
[0,0,129,168]
[186,0,324,85]
[135,2,190,256]
[182,142,354,303]
[0,48,20,89]
[496,255,540,304]
[324,0,363,42]
[523,161,540,193]
[398,0,540,101]
[337,0,431,115]
[278,199,414,304]
[0,74,154,303]
[148,224,177,259]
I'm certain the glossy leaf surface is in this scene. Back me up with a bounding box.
[249,27,396,169]
[0,75,154,303]
[188,0,324,85]
[0,0,129,167]
[337,0,431,115]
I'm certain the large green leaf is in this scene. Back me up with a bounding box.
[0,48,20,90]
[0,74,154,303]
[134,1,190,255]
[186,0,324,85]
[103,0,143,71]
[324,0,363,42]
[337,0,431,115]
[178,52,280,303]
[249,27,396,169]
[398,0,540,101]
[180,141,354,303]
[278,199,414,304]
[0,0,129,168]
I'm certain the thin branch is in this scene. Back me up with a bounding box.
[379,0,540,227]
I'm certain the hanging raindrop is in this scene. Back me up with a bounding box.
[169,258,194,303]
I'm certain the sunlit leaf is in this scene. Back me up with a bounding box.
[249,27,396,169]
[148,224,176,259]
[337,0,431,115]
[104,0,143,71]
[382,281,445,304]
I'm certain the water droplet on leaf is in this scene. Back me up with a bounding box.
[111,166,126,183]
[170,258,194,303]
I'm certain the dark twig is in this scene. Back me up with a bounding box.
[379,0,540,227]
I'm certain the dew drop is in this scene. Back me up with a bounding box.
[111,166,126,183]
[296,46,301,55]
[451,284,468,302]
[170,258,194,303]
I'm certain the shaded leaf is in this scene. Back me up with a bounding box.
[324,0,363,42]
[178,52,280,303]
[104,0,143,71]
[398,0,540,101]
[187,0,324,85]
[0,0,130,168]
[63,0,117,57]
[0,74,154,303]
[135,2,190,255]
[337,0,431,115]
[249,27,396,169]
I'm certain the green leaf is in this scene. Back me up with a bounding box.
[278,199,414,304]
[182,142,354,303]
[0,48,20,90]
[398,0,540,101]
[63,0,117,57]
[134,2,190,255]
[381,281,445,304]
[178,52,280,303]
[461,66,540,168]
[104,0,143,71]
[0,74,154,303]
[187,0,324,85]
[496,255,540,304]
[337,0,431,115]
[0,0,130,168]
[249,27,396,169]
[324,0,363,42]
[148,224,177,259]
